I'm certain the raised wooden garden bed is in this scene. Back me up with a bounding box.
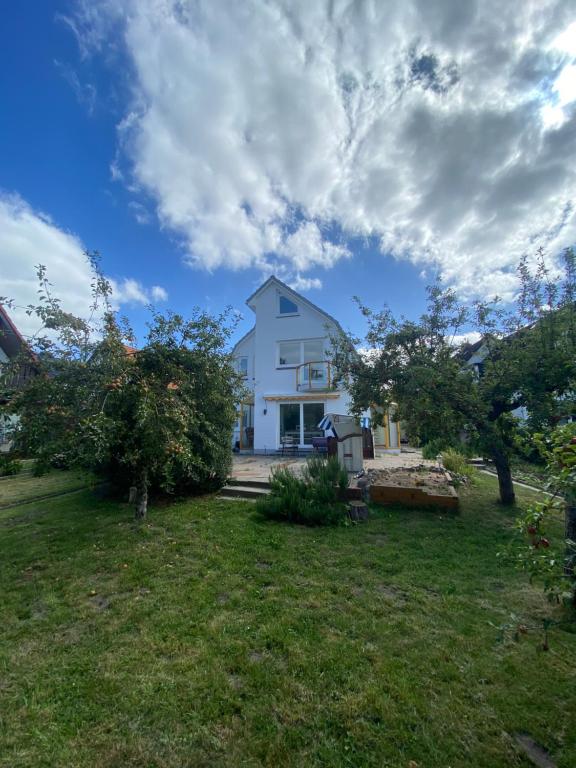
[362,466,459,510]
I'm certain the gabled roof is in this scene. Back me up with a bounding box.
[231,326,255,354]
[0,305,29,359]
[245,275,344,333]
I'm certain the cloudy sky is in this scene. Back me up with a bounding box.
[1,0,576,341]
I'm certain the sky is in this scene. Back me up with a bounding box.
[1,0,576,347]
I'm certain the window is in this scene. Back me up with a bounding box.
[278,338,325,367]
[279,402,325,445]
[303,339,324,362]
[279,295,298,315]
[278,341,301,366]
[237,356,248,377]
[303,402,325,444]
[279,403,300,443]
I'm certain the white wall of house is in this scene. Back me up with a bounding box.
[233,278,353,453]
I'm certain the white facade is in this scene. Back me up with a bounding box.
[231,276,400,455]
[232,277,353,453]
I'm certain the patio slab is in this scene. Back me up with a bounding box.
[230,449,434,482]
[230,454,309,482]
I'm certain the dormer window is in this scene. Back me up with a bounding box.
[278,294,298,315]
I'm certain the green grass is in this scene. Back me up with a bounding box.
[0,475,574,767]
[0,468,91,510]
[509,456,549,490]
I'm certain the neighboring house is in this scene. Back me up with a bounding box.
[461,336,576,424]
[0,305,37,450]
[231,276,400,455]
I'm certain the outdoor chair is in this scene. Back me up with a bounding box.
[311,437,328,454]
[280,435,298,456]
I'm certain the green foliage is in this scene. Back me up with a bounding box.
[330,248,576,505]
[441,448,476,482]
[303,454,349,490]
[422,438,455,460]
[0,454,22,477]
[2,255,243,518]
[511,423,545,465]
[511,423,576,604]
[32,459,49,478]
[257,456,348,526]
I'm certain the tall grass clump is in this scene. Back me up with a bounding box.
[441,448,476,483]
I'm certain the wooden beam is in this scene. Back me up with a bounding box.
[263,393,341,402]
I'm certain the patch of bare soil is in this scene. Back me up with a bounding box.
[364,466,455,496]
[513,733,556,768]
[376,585,408,605]
[88,594,110,611]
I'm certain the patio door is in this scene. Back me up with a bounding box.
[239,402,254,449]
[302,402,324,444]
[279,402,325,446]
[279,403,300,445]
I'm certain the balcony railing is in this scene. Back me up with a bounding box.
[296,360,334,392]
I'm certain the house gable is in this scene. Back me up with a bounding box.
[245,276,343,334]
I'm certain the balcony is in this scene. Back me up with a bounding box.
[296,360,334,392]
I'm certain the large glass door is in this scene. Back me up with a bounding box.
[303,402,324,444]
[279,402,325,446]
[239,402,254,449]
[279,403,300,444]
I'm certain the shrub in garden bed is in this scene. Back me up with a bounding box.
[257,455,349,526]
[441,448,477,484]
[0,454,22,477]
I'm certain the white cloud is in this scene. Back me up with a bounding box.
[0,193,167,336]
[128,200,152,225]
[290,275,322,292]
[151,285,168,301]
[451,332,482,347]
[109,277,148,305]
[75,0,576,299]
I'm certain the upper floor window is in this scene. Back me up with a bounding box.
[237,356,248,377]
[278,295,299,315]
[278,338,325,367]
[278,341,300,366]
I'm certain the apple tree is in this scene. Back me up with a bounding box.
[2,255,243,518]
[330,249,576,505]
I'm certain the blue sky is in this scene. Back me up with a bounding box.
[1,1,575,346]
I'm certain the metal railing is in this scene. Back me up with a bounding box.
[295,360,333,391]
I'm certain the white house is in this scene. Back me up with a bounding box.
[231,276,400,455]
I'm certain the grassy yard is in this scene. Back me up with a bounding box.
[0,468,91,510]
[0,475,574,768]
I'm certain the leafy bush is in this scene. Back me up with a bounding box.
[257,456,348,526]
[510,424,576,606]
[511,424,545,465]
[441,448,476,482]
[422,437,476,461]
[0,454,22,477]
[422,438,454,460]
[32,458,50,477]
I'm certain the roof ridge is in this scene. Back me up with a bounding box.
[244,275,343,333]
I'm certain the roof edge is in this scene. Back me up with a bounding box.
[231,326,255,354]
[245,275,344,334]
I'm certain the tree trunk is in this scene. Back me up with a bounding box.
[134,468,148,520]
[566,501,576,543]
[491,446,516,505]
[565,499,576,593]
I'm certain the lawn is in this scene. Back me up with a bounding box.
[0,467,91,510]
[0,475,574,767]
